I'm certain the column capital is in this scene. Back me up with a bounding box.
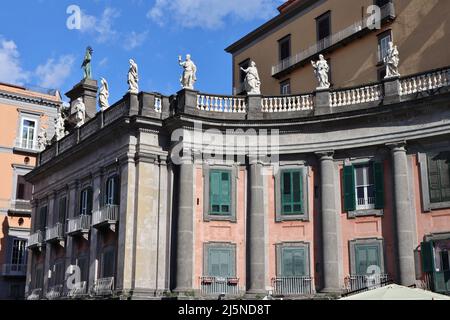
[315,150,334,160]
[48,190,57,200]
[68,179,80,190]
[386,141,407,152]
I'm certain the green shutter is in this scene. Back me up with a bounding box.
[421,241,434,273]
[280,170,303,215]
[220,172,231,214]
[355,244,380,275]
[208,247,233,277]
[281,247,306,277]
[343,165,356,211]
[209,170,231,215]
[373,162,384,209]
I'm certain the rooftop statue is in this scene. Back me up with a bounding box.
[74,97,86,128]
[55,110,66,141]
[81,46,93,80]
[37,127,48,151]
[311,54,330,90]
[128,59,139,94]
[384,41,400,79]
[99,77,110,111]
[179,54,197,90]
[240,61,261,95]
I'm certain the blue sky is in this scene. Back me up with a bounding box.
[0,0,284,104]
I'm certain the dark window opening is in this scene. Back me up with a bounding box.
[278,35,291,62]
[16,175,32,200]
[316,12,331,43]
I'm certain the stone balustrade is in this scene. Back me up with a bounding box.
[197,94,246,113]
[400,67,450,96]
[330,83,382,107]
[261,94,314,112]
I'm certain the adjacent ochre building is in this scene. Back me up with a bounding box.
[24,0,450,300]
[0,83,60,299]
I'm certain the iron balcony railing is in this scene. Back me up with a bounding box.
[14,138,40,152]
[46,285,63,300]
[1,264,27,276]
[67,281,87,299]
[91,277,115,297]
[26,288,42,300]
[66,215,91,235]
[92,205,119,227]
[199,276,240,295]
[28,231,44,248]
[271,276,314,295]
[45,223,65,242]
[345,274,390,293]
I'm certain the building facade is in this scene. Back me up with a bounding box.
[25,63,450,299]
[0,83,60,299]
[226,0,450,95]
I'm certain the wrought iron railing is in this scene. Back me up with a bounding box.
[271,276,314,295]
[199,276,240,295]
[28,231,44,248]
[344,274,390,293]
[92,205,119,227]
[45,223,65,241]
[66,215,91,235]
[67,281,87,299]
[46,285,63,300]
[91,277,114,296]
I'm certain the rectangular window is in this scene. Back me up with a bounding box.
[278,35,291,62]
[375,0,391,7]
[11,239,26,266]
[51,261,65,286]
[80,187,93,215]
[354,243,381,275]
[20,118,36,150]
[207,246,235,278]
[76,256,89,282]
[427,153,450,203]
[209,170,231,215]
[101,248,115,278]
[34,266,43,289]
[280,79,291,95]
[280,247,307,277]
[354,165,375,210]
[58,197,67,224]
[316,12,331,43]
[16,175,32,200]
[281,169,303,215]
[38,206,47,231]
[378,31,392,62]
[106,176,120,205]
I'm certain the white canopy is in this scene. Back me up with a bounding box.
[340,284,450,300]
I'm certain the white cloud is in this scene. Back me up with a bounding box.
[0,37,30,85]
[80,7,121,43]
[35,55,75,89]
[124,31,149,50]
[99,57,109,67]
[147,0,283,29]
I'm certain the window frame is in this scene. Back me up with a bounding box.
[100,245,116,279]
[10,238,27,266]
[354,164,376,210]
[79,186,93,216]
[203,164,237,222]
[19,116,38,150]
[276,242,310,278]
[377,30,392,63]
[105,175,120,206]
[280,79,291,95]
[278,34,291,62]
[316,11,331,43]
[275,165,309,222]
[349,238,385,276]
[203,242,236,278]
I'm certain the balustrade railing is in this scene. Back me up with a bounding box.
[197,94,246,113]
[154,96,162,113]
[67,281,87,298]
[28,231,44,247]
[345,274,390,293]
[46,285,63,300]
[271,276,313,295]
[91,277,114,296]
[92,205,119,226]
[199,276,240,295]
[400,67,450,96]
[261,94,314,112]
[330,83,382,107]
[66,215,91,235]
[45,223,65,241]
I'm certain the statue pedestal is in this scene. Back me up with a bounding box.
[383,76,401,104]
[314,88,331,116]
[65,79,98,119]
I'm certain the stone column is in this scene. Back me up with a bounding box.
[174,156,195,293]
[316,151,342,292]
[88,170,103,288]
[43,191,56,293]
[246,159,266,294]
[64,181,79,286]
[388,142,416,286]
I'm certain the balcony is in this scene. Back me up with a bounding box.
[1,264,27,277]
[28,231,44,250]
[91,277,114,297]
[13,138,40,154]
[271,3,396,78]
[66,215,91,238]
[8,199,32,215]
[199,276,241,296]
[45,284,63,300]
[26,288,42,300]
[67,281,88,299]
[45,223,65,245]
[271,276,314,296]
[92,205,119,231]
[344,274,391,293]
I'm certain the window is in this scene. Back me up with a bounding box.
[75,256,89,282]
[205,244,235,278]
[343,162,384,214]
[106,176,120,205]
[101,248,116,278]
[280,79,291,95]
[316,12,331,43]
[427,152,450,204]
[375,0,391,7]
[16,175,32,200]
[37,206,47,231]
[281,170,303,215]
[11,239,26,266]
[34,266,43,289]
[20,118,37,149]
[280,247,307,277]
[209,170,231,216]
[378,31,392,62]
[51,261,65,286]
[354,243,382,275]
[278,35,291,62]
[80,187,93,215]
[58,196,67,224]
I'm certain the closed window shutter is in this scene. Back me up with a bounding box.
[208,248,233,277]
[281,248,306,277]
[355,245,380,275]
[421,241,434,273]
[209,170,231,215]
[220,172,231,214]
[113,176,120,205]
[355,246,368,275]
[428,156,442,203]
[281,170,303,215]
[210,171,221,214]
[343,165,356,211]
[373,162,385,209]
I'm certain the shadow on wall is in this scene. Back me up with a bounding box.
[0,216,10,265]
